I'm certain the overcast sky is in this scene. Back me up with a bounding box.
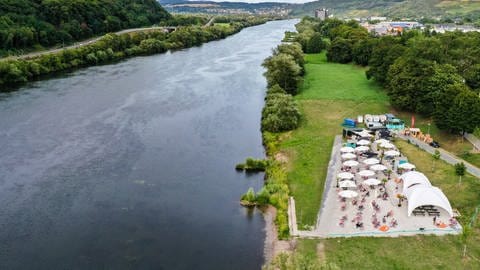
[190,0,315,3]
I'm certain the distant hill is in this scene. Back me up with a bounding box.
[0,0,170,54]
[158,0,297,15]
[292,0,480,20]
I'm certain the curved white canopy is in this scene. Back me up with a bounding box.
[400,171,431,194]
[341,153,356,160]
[357,140,371,146]
[356,130,373,138]
[340,146,355,153]
[380,142,395,149]
[399,163,416,170]
[355,146,370,152]
[363,158,380,165]
[375,139,389,144]
[339,180,356,188]
[337,172,354,179]
[406,186,453,217]
[359,170,375,177]
[363,178,381,186]
[343,160,359,167]
[384,150,400,157]
[370,164,387,171]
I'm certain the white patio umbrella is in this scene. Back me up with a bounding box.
[370,164,388,171]
[355,146,370,152]
[340,146,355,153]
[357,139,371,146]
[363,158,380,165]
[358,170,375,177]
[363,178,381,186]
[375,139,389,144]
[398,163,416,170]
[357,130,373,137]
[380,142,395,149]
[384,150,400,157]
[341,153,357,160]
[343,160,359,167]
[339,180,356,188]
[339,190,359,198]
[337,172,354,179]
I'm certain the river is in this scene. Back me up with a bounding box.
[0,20,296,269]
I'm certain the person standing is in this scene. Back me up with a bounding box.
[433,216,437,225]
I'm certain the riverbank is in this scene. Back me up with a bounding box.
[271,52,480,268]
[0,16,271,89]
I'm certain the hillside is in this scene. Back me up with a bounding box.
[0,0,171,55]
[159,0,296,15]
[293,0,480,19]
[292,0,402,17]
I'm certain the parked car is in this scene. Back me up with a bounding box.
[429,141,440,148]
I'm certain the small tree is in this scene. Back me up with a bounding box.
[432,150,440,172]
[454,162,466,184]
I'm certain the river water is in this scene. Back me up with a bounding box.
[0,20,296,269]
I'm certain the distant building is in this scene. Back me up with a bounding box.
[368,16,387,22]
[361,21,423,36]
[315,8,329,20]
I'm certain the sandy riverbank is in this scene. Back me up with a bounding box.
[263,206,296,264]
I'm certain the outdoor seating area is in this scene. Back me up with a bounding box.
[316,130,462,237]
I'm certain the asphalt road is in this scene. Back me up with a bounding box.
[398,134,480,178]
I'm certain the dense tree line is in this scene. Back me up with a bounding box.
[241,42,305,238]
[295,17,480,135]
[0,16,270,88]
[261,43,303,132]
[0,0,171,55]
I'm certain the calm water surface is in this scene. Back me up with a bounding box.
[0,20,296,269]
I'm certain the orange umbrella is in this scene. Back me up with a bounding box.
[437,223,447,228]
[379,225,389,232]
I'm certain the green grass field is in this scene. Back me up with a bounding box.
[277,52,480,268]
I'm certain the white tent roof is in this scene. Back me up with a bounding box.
[400,171,431,194]
[406,186,453,217]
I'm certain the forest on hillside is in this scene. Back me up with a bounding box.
[293,0,480,23]
[0,0,171,55]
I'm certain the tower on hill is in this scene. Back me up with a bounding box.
[315,8,329,20]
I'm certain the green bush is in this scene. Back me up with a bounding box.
[236,157,268,171]
[256,187,270,205]
[240,187,257,205]
[262,93,301,132]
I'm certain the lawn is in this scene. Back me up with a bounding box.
[277,52,480,268]
[297,54,387,102]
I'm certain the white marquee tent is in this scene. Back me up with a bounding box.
[400,171,431,194]
[400,171,453,217]
[405,186,454,217]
